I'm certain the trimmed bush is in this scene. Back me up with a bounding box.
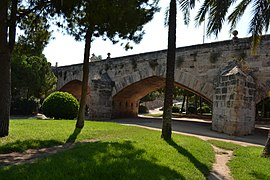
[42,91,79,119]
[139,105,149,114]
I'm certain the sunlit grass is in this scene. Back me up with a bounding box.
[0,119,214,179]
[207,140,241,151]
[208,139,270,179]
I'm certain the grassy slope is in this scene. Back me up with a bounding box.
[0,120,214,179]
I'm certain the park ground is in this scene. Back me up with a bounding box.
[0,116,270,179]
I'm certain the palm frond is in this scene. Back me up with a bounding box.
[249,0,266,53]
[207,0,237,37]
[195,0,236,37]
[178,0,196,25]
[164,6,170,27]
[261,0,270,33]
[194,0,211,26]
[228,0,252,32]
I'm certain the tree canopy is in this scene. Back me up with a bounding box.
[51,0,159,129]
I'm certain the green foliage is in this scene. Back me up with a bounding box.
[208,140,241,151]
[11,97,40,116]
[11,10,56,102]
[187,106,197,114]
[172,105,181,113]
[12,55,57,100]
[141,91,162,102]
[138,105,149,114]
[195,0,270,51]
[16,13,51,57]
[229,146,270,180]
[208,140,270,179]
[197,105,211,114]
[54,0,159,45]
[42,92,79,119]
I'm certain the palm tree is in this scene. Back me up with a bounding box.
[162,0,196,140]
[195,0,270,157]
[195,0,270,51]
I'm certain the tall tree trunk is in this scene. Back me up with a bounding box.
[199,97,202,115]
[161,0,176,140]
[0,0,10,137]
[186,96,189,114]
[9,0,17,50]
[181,95,186,113]
[194,95,198,114]
[76,29,92,129]
[262,98,265,117]
[262,131,270,157]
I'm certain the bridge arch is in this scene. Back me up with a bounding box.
[112,73,213,118]
[59,80,90,101]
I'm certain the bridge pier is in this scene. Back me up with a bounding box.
[88,78,113,120]
[212,62,256,136]
[112,99,139,118]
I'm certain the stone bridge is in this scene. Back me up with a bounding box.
[55,35,270,136]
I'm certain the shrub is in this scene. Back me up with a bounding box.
[42,91,79,119]
[11,97,40,115]
[139,105,149,114]
[197,106,211,114]
[187,106,197,114]
[172,106,180,113]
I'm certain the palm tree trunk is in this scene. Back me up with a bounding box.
[76,29,92,129]
[161,0,177,140]
[262,130,270,157]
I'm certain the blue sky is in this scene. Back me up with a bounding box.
[43,1,252,66]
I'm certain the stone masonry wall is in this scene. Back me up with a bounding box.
[212,62,256,135]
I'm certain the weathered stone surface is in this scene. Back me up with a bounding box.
[212,63,256,135]
[54,35,270,136]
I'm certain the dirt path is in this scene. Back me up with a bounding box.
[207,146,233,180]
[0,140,96,166]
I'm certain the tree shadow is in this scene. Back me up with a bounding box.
[165,139,210,177]
[0,139,62,154]
[250,170,270,179]
[0,141,185,179]
[66,128,82,143]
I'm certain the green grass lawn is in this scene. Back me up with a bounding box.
[0,119,214,179]
[208,140,270,179]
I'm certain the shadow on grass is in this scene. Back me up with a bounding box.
[250,171,270,179]
[66,128,82,143]
[0,141,185,179]
[0,140,62,154]
[165,139,210,177]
